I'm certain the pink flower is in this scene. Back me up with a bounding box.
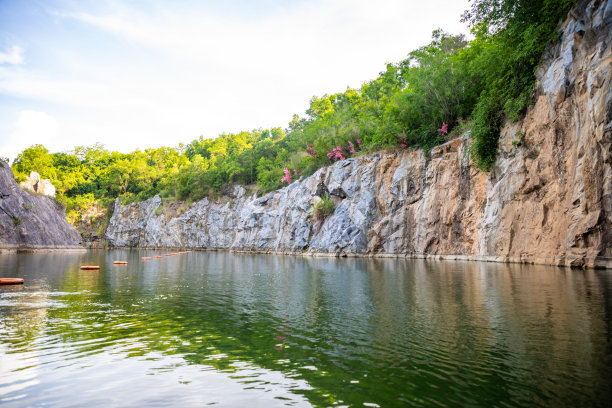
[437,122,448,135]
[348,141,355,154]
[281,167,292,184]
[398,136,408,148]
[327,146,346,161]
[356,139,362,148]
[305,143,317,157]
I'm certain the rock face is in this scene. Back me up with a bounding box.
[0,163,82,250]
[105,0,611,268]
[20,171,56,197]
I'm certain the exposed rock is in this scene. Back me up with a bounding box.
[0,164,82,250]
[19,171,56,197]
[314,179,329,198]
[105,0,611,268]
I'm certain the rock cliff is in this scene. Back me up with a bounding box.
[106,0,611,268]
[0,163,82,250]
[20,171,56,197]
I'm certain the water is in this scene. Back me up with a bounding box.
[0,250,611,407]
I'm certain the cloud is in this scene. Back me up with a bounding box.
[0,67,151,109]
[2,111,59,162]
[59,0,470,88]
[13,110,59,140]
[0,45,24,65]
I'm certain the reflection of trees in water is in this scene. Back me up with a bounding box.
[1,251,611,406]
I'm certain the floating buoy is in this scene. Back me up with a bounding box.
[80,266,100,270]
[171,253,179,255]
[164,254,172,257]
[113,261,128,265]
[154,256,163,259]
[0,278,24,285]
[141,257,152,260]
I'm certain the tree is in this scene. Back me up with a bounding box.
[12,144,57,180]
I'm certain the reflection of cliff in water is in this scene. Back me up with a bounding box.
[1,252,611,406]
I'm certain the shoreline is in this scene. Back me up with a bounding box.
[0,246,86,254]
[40,246,612,270]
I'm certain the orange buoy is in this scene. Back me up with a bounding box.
[171,253,179,255]
[113,261,128,265]
[154,255,163,259]
[141,257,152,260]
[80,265,100,270]
[164,254,172,257]
[0,278,24,285]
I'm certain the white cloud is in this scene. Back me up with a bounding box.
[14,110,59,141]
[0,45,24,65]
[2,111,59,162]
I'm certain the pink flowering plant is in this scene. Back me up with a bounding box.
[305,143,317,157]
[437,122,449,136]
[280,167,292,184]
[327,146,346,161]
[325,139,363,162]
[348,141,355,154]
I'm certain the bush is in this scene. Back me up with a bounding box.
[313,195,335,221]
[470,93,504,170]
[464,0,575,169]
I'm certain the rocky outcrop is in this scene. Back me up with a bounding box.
[105,0,611,268]
[20,171,56,197]
[0,163,82,250]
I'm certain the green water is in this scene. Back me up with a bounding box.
[0,250,611,407]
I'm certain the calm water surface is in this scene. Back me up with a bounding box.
[0,250,611,407]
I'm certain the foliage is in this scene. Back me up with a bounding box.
[462,0,575,169]
[313,195,335,221]
[13,144,57,180]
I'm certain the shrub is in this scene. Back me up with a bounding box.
[313,195,335,221]
[464,0,575,170]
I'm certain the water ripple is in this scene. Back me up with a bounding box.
[1,252,611,407]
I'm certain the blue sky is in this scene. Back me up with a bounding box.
[0,0,470,162]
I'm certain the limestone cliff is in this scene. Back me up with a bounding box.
[20,171,56,197]
[105,0,611,268]
[0,163,83,250]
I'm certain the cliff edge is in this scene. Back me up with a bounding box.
[0,162,83,250]
[106,0,611,268]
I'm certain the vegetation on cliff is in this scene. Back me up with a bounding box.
[10,0,575,229]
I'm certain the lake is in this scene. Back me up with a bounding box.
[1,250,611,407]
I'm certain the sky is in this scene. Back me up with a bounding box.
[0,0,471,163]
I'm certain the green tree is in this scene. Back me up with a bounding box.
[12,144,57,180]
